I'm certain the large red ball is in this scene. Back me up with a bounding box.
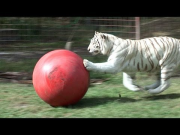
[32,49,90,107]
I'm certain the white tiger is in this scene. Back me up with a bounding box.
[83,31,180,94]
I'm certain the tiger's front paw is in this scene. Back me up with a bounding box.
[83,59,94,71]
[83,59,89,67]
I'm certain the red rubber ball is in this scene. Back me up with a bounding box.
[32,49,90,107]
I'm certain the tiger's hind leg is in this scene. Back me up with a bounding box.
[147,65,174,94]
[144,72,161,90]
[123,72,144,91]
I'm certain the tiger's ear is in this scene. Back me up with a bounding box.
[95,31,99,34]
[101,34,106,39]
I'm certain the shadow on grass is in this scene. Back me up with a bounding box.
[60,93,180,108]
[72,96,140,108]
[142,93,180,100]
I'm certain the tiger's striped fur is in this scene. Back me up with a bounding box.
[83,31,180,94]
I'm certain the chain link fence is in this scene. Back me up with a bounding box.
[1,17,180,75]
[0,17,138,50]
[1,17,180,49]
[1,17,180,55]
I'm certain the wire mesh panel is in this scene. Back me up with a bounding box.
[69,17,139,55]
[0,17,77,48]
[1,17,180,74]
[140,17,180,39]
[85,17,137,39]
[70,17,138,53]
[0,17,138,51]
[2,17,180,51]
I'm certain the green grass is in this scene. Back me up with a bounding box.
[1,52,180,118]
[0,59,38,72]
[1,73,180,118]
[0,42,66,51]
[0,54,109,76]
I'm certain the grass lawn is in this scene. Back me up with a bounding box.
[1,51,180,118]
[1,72,180,118]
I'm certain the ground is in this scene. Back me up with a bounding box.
[1,72,180,118]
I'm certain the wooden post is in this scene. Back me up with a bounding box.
[135,17,140,40]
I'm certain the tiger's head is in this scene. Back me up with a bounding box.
[87,31,111,55]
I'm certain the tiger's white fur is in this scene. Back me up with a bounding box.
[83,31,180,94]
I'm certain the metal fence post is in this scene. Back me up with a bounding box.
[135,17,140,40]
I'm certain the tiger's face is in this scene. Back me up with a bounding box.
[87,31,102,55]
[87,38,101,55]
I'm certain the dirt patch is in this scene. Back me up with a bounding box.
[13,102,30,109]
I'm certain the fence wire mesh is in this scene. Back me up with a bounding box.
[1,17,180,74]
[1,17,180,51]
[0,17,137,50]
[0,17,180,78]
[1,17,180,49]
